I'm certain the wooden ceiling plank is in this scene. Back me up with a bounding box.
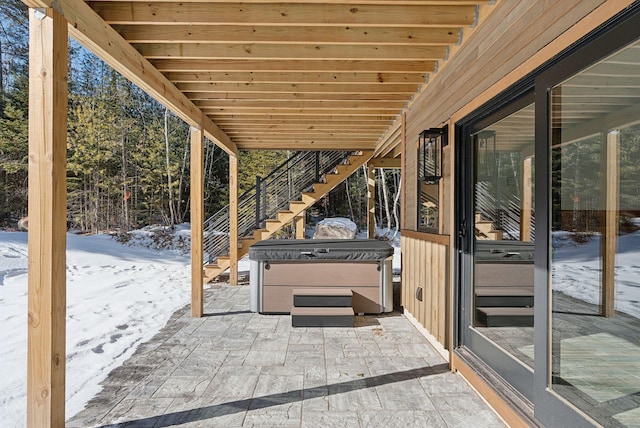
[87,0,489,4]
[165,71,427,84]
[114,24,461,45]
[151,58,436,72]
[236,142,376,150]
[215,118,391,125]
[194,100,407,108]
[185,92,411,100]
[179,82,418,92]
[133,43,447,60]
[208,114,395,121]
[203,108,400,115]
[89,3,476,27]
[22,0,237,156]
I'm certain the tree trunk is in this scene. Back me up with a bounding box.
[121,131,129,231]
[164,108,177,225]
[380,169,392,237]
[176,131,190,222]
[391,171,402,239]
[345,177,355,221]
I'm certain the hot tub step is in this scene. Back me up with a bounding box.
[293,288,352,307]
[475,287,533,307]
[476,307,534,327]
[291,306,354,327]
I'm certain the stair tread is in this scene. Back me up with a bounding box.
[475,287,533,296]
[476,307,534,315]
[293,288,353,297]
[291,307,354,316]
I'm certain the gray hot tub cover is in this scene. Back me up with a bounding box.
[248,239,394,261]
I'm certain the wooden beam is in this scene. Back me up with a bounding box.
[22,0,237,156]
[114,24,461,45]
[166,71,427,84]
[520,156,532,242]
[180,82,418,94]
[27,8,67,427]
[190,126,204,317]
[367,166,376,238]
[90,3,477,27]
[368,157,402,168]
[234,141,376,150]
[151,58,437,73]
[209,114,395,122]
[295,212,306,240]
[202,108,401,116]
[188,92,411,101]
[229,155,239,286]
[133,43,447,60]
[194,100,407,109]
[601,130,619,318]
[226,131,383,138]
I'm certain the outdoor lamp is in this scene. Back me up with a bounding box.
[419,128,446,183]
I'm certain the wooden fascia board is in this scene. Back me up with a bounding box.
[374,118,402,157]
[21,0,237,156]
[367,157,402,168]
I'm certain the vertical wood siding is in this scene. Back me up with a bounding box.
[401,234,449,347]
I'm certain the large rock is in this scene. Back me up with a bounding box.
[313,217,358,239]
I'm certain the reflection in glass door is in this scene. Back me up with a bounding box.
[472,103,536,370]
[458,97,537,401]
[550,39,640,427]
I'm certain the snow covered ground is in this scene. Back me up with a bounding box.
[0,229,192,427]
[0,224,399,426]
[552,230,640,318]
[6,225,634,426]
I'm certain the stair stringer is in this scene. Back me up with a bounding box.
[203,150,373,283]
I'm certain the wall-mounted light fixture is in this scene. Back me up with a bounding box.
[419,127,447,183]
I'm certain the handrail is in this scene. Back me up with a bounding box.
[203,150,356,264]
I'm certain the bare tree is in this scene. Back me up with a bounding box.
[164,108,177,225]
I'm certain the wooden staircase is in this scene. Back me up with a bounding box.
[475,212,503,240]
[203,150,373,283]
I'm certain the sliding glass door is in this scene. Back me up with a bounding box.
[544,36,640,428]
[458,93,536,402]
[456,7,640,426]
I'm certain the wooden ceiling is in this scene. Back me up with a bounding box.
[19,0,492,154]
[77,0,488,152]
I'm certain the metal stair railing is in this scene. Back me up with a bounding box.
[203,150,356,264]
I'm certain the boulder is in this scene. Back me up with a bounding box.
[313,217,358,239]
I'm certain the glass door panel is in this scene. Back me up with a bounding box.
[472,103,536,369]
[550,39,640,427]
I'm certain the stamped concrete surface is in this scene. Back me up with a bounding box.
[66,283,506,428]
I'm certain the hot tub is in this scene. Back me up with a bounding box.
[249,239,394,314]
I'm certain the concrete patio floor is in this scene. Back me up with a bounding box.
[66,283,506,428]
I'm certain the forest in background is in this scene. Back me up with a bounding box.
[0,0,401,236]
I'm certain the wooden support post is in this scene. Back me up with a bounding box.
[367,166,376,239]
[520,156,533,242]
[190,126,204,317]
[601,130,619,318]
[295,212,306,239]
[229,154,239,285]
[27,8,68,428]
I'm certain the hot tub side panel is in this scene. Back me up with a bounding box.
[262,261,382,313]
